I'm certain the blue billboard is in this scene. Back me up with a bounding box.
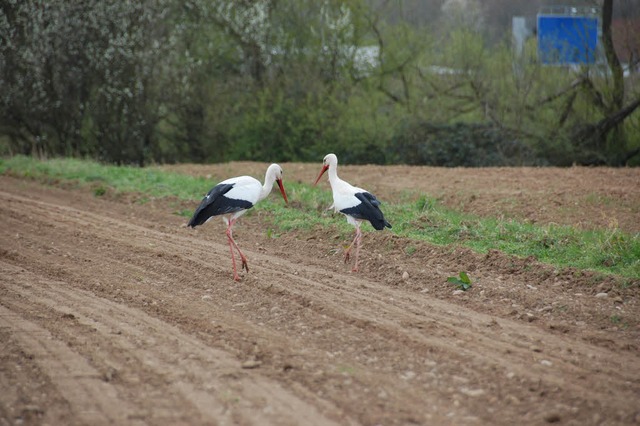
[537,15,599,65]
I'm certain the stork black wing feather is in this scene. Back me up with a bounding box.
[188,183,253,227]
[341,192,392,230]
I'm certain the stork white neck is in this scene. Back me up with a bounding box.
[324,153,341,188]
[260,163,282,201]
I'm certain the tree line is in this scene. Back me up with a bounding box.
[1,0,639,166]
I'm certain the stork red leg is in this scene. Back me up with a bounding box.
[352,226,362,272]
[344,225,363,272]
[344,230,359,264]
[225,219,249,281]
[226,222,241,281]
[228,224,249,271]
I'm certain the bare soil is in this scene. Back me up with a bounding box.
[1,164,639,425]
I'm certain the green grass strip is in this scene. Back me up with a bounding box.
[2,156,638,279]
[0,155,212,199]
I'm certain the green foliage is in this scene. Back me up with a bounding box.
[226,89,328,162]
[389,121,536,166]
[93,186,107,197]
[1,0,191,165]
[2,1,638,166]
[610,314,622,325]
[447,272,473,291]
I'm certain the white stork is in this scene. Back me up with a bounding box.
[314,153,391,272]
[188,164,288,281]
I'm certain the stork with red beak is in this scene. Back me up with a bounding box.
[188,164,288,281]
[314,153,391,271]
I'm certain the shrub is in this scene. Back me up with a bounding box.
[388,120,537,166]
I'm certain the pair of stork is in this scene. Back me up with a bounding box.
[188,153,391,281]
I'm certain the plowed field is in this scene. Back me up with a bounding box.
[1,164,639,425]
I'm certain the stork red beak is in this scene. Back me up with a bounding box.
[276,179,288,203]
[314,165,329,186]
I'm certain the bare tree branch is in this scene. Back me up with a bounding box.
[574,97,640,144]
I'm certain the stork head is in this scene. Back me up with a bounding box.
[314,153,338,185]
[266,163,288,203]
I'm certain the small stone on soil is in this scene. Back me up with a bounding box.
[459,387,485,397]
[241,360,262,369]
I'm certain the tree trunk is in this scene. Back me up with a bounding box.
[601,0,624,111]
[601,0,626,156]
